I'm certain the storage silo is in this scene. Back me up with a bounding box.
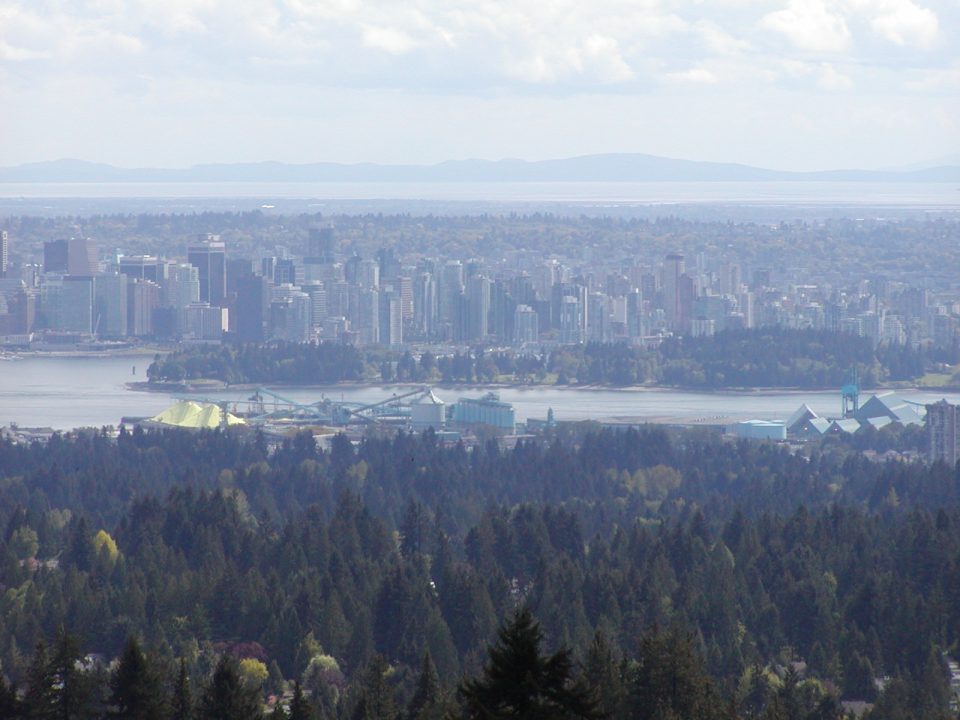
[411,390,445,431]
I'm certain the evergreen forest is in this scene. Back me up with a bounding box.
[1,424,959,718]
[146,328,946,389]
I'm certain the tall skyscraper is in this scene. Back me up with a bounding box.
[236,274,269,343]
[307,226,336,263]
[188,234,226,306]
[119,255,161,282]
[44,239,70,273]
[93,273,128,337]
[466,275,491,341]
[663,253,685,329]
[513,304,539,344]
[927,400,959,467]
[0,230,8,277]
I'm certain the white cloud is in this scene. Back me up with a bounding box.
[0,40,50,60]
[667,66,718,83]
[862,0,940,48]
[817,62,854,90]
[361,25,418,54]
[696,22,751,55]
[1,0,957,168]
[761,0,851,53]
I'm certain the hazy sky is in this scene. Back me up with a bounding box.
[1,0,958,171]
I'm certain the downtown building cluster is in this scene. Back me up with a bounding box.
[0,225,958,354]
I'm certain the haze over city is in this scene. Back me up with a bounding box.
[1,0,959,172]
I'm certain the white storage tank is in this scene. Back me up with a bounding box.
[411,390,445,431]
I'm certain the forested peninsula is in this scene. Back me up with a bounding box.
[146,328,951,390]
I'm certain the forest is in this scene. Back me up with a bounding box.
[146,328,935,390]
[1,423,959,718]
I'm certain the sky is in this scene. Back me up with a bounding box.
[1,0,958,172]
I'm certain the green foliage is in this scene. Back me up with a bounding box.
[198,655,264,720]
[1,426,959,719]
[108,637,164,720]
[456,607,602,720]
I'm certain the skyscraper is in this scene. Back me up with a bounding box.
[0,230,8,277]
[236,274,269,343]
[307,226,336,263]
[927,400,959,467]
[188,234,226,306]
[663,253,685,329]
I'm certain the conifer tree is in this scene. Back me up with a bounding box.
[198,655,263,720]
[288,681,315,720]
[170,659,192,720]
[456,607,602,720]
[581,629,627,719]
[627,626,719,720]
[108,637,164,720]
[47,629,98,720]
[406,652,441,720]
[350,654,397,720]
[22,640,54,720]
[0,671,21,719]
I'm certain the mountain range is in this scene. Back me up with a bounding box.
[2,154,959,183]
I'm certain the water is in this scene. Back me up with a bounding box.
[0,181,957,207]
[2,355,958,430]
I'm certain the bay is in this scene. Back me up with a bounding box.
[2,355,958,431]
[0,181,957,206]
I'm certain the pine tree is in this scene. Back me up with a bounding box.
[350,655,397,720]
[627,626,719,720]
[170,659,192,720]
[22,640,55,720]
[288,681,315,720]
[0,671,21,719]
[456,607,602,720]
[108,637,165,720]
[47,629,98,720]
[581,629,626,719]
[406,652,441,720]
[198,655,263,720]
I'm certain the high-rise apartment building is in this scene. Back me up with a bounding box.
[513,304,539,344]
[188,234,226,306]
[927,400,959,466]
[663,253,685,329]
[236,274,269,343]
[119,255,161,282]
[306,226,336,263]
[0,230,8,277]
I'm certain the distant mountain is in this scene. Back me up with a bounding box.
[2,154,959,183]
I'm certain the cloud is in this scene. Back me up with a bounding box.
[761,0,851,53]
[667,67,718,84]
[862,0,940,48]
[817,63,854,90]
[361,25,418,54]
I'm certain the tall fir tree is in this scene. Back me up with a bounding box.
[456,607,602,720]
[350,655,397,720]
[170,659,192,720]
[288,680,316,720]
[406,652,442,720]
[108,637,165,720]
[198,655,263,720]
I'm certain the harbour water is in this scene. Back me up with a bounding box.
[2,355,958,430]
[0,181,957,206]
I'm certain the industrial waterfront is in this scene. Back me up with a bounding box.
[3,354,959,431]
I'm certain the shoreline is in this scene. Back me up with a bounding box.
[126,378,960,396]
